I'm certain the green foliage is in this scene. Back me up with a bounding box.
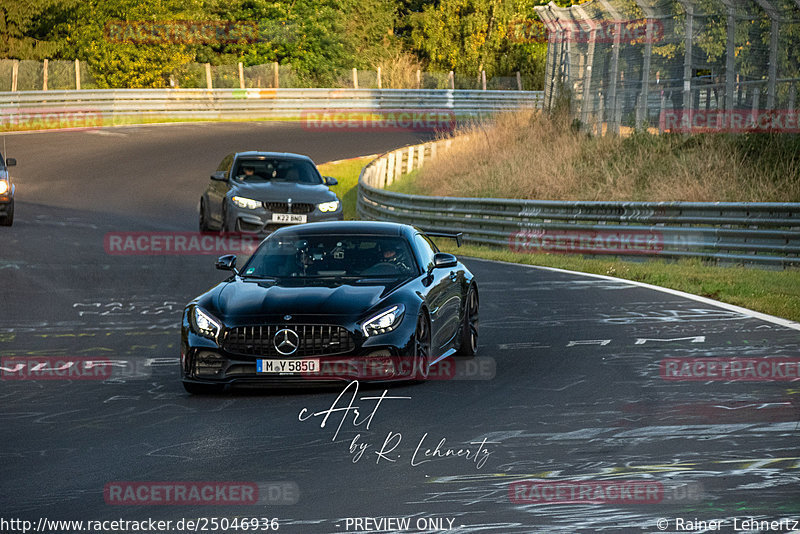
[1,0,563,88]
[408,0,539,77]
[62,0,199,88]
[0,0,71,59]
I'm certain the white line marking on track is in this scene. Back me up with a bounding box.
[465,257,800,331]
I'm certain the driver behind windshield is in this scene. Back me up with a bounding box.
[235,165,256,181]
[242,236,416,278]
[375,242,412,272]
[234,159,321,184]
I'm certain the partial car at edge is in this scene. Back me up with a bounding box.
[0,152,16,226]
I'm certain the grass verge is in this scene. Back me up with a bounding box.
[323,155,800,323]
[408,110,800,202]
[317,156,375,221]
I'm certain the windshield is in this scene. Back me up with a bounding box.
[241,234,419,278]
[232,158,322,184]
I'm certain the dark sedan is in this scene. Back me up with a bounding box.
[180,221,479,393]
[0,152,16,226]
[199,151,343,234]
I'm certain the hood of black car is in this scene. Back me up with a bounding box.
[212,278,405,321]
[230,182,336,204]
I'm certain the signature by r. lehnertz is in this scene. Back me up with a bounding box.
[298,380,496,469]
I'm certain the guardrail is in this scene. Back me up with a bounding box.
[0,88,544,122]
[358,140,800,268]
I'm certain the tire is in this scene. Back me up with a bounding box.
[182,381,224,394]
[412,312,432,380]
[198,198,210,232]
[0,201,13,226]
[220,203,229,233]
[456,285,478,357]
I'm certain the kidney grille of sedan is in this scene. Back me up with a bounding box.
[180,221,479,393]
[199,152,343,234]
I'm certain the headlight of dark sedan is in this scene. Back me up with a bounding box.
[191,307,223,342]
[317,200,340,212]
[231,196,262,210]
[362,304,405,337]
[0,180,8,195]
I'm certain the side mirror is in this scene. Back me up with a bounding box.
[5,158,16,167]
[216,254,238,273]
[432,253,458,269]
[324,176,338,186]
[211,171,228,181]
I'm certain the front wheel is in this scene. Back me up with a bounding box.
[0,201,13,226]
[412,312,431,380]
[198,198,210,231]
[456,285,478,357]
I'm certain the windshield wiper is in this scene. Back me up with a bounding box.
[239,274,278,282]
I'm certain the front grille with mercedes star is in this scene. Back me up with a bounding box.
[222,325,355,357]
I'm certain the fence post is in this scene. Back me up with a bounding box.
[11,60,19,92]
[394,149,403,179]
[790,85,796,113]
[681,1,694,113]
[43,59,49,91]
[238,62,245,89]
[599,0,622,135]
[386,152,395,185]
[352,68,358,89]
[377,66,382,89]
[516,71,522,90]
[575,5,596,130]
[416,69,421,89]
[724,3,736,112]
[636,17,654,129]
[481,70,487,90]
[205,63,212,89]
[273,62,279,88]
[448,71,454,90]
[766,17,778,109]
[75,59,81,90]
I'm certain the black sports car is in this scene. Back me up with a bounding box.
[180,221,478,393]
[199,151,343,235]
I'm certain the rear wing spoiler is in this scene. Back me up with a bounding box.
[423,231,463,247]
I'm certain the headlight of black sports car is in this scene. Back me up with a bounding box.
[362,304,405,337]
[191,306,223,342]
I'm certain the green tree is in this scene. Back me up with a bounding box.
[63,0,200,88]
[0,0,73,59]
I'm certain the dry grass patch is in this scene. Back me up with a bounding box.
[408,111,800,202]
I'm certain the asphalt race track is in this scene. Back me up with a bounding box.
[1,122,799,534]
